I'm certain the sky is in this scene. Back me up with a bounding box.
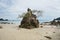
[0,0,60,21]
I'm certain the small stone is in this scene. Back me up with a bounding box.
[53,32,55,33]
[44,36,52,39]
[40,26,43,28]
[0,26,2,29]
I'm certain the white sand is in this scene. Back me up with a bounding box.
[0,24,60,40]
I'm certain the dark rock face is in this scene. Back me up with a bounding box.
[19,8,39,29]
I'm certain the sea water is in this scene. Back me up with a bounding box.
[0,20,49,24]
[0,20,20,24]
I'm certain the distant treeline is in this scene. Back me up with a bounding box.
[51,17,60,25]
[55,17,60,20]
[0,18,8,21]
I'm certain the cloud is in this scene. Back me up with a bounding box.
[0,0,60,20]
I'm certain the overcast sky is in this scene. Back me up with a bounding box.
[0,0,60,21]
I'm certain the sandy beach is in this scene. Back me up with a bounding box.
[0,24,60,40]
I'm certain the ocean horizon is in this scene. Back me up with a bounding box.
[0,19,50,24]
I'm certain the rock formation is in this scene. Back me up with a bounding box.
[51,17,60,25]
[19,8,39,29]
